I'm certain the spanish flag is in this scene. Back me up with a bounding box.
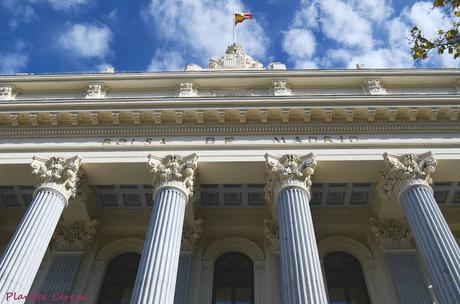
[234,12,253,25]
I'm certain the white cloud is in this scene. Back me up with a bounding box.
[1,0,92,28]
[0,53,28,74]
[282,0,458,69]
[405,1,451,40]
[282,28,317,68]
[57,23,113,59]
[318,0,374,50]
[143,0,269,67]
[148,49,185,71]
[46,0,91,11]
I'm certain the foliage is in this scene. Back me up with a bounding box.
[411,0,460,61]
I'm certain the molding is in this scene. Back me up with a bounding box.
[2,122,452,138]
[369,217,415,251]
[377,152,437,200]
[51,220,99,251]
[147,154,199,200]
[203,237,265,262]
[264,153,316,204]
[30,155,82,201]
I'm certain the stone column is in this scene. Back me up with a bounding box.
[0,156,82,304]
[265,153,328,304]
[369,217,433,303]
[174,219,203,304]
[32,220,98,303]
[377,152,460,303]
[131,154,198,304]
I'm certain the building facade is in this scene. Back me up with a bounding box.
[0,45,459,304]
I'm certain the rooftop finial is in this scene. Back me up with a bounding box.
[207,43,263,70]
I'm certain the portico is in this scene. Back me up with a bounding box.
[0,45,460,304]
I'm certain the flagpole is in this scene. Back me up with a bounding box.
[233,12,236,44]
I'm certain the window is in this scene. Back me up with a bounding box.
[212,252,254,304]
[323,252,370,304]
[97,253,140,304]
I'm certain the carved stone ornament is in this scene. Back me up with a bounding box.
[364,79,386,95]
[208,43,263,70]
[178,81,197,97]
[265,153,317,204]
[0,84,17,100]
[369,217,415,250]
[377,152,437,200]
[85,82,107,99]
[30,155,82,202]
[51,220,98,252]
[263,219,280,252]
[272,80,292,96]
[181,219,204,251]
[147,154,199,199]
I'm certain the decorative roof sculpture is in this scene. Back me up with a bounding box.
[186,43,273,71]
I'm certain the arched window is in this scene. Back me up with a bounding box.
[97,252,140,304]
[212,252,254,304]
[323,251,371,304]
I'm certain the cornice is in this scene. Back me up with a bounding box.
[1,122,459,138]
[1,68,460,83]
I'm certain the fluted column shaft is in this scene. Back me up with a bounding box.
[174,253,193,304]
[277,187,328,304]
[0,190,66,303]
[131,188,187,304]
[400,186,460,303]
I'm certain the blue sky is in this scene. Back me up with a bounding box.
[0,0,458,74]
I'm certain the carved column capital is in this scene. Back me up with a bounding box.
[181,219,203,251]
[51,220,98,252]
[263,219,279,252]
[30,155,82,202]
[264,153,316,204]
[377,152,437,200]
[147,154,199,200]
[369,217,415,251]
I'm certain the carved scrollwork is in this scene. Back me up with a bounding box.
[364,79,386,95]
[377,152,437,200]
[263,219,279,252]
[30,155,82,201]
[85,82,107,99]
[147,154,199,199]
[264,153,317,204]
[272,80,292,96]
[178,81,197,97]
[369,217,414,250]
[181,219,204,251]
[0,84,17,100]
[51,220,98,252]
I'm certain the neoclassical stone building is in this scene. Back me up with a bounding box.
[0,45,459,304]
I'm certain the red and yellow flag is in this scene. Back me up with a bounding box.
[234,12,253,25]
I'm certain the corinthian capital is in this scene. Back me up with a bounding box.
[30,155,82,202]
[181,219,203,251]
[51,220,98,252]
[147,154,199,199]
[264,153,316,204]
[377,152,437,200]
